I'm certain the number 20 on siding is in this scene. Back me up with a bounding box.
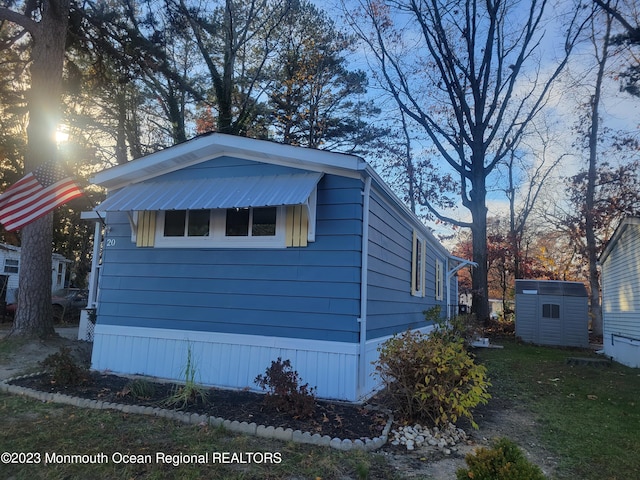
[106,238,116,247]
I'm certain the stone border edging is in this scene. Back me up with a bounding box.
[0,373,393,452]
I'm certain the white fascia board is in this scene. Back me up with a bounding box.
[91,133,366,190]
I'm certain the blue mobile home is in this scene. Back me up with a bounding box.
[88,133,466,401]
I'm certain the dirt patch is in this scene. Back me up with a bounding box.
[379,399,558,479]
[0,330,556,479]
[0,325,91,381]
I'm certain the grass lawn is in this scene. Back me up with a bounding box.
[475,338,640,480]
[1,335,639,479]
[0,392,399,480]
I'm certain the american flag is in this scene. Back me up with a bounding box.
[0,162,83,231]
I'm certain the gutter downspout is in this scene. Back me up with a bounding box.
[358,175,372,399]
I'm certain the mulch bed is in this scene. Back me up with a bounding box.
[9,372,390,441]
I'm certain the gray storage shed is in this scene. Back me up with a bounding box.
[515,280,589,347]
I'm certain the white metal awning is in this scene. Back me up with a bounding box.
[95,172,324,212]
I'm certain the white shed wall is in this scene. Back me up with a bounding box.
[601,223,640,367]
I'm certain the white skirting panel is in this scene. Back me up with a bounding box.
[605,334,640,368]
[92,325,360,401]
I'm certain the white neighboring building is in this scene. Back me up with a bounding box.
[599,217,640,368]
[0,243,71,304]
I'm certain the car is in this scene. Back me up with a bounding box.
[4,288,88,323]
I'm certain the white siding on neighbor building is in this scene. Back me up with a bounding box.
[0,244,69,303]
[601,221,640,366]
[602,223,640,337]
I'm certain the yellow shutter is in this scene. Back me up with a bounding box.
[411,230,418,295]
[136,211,156,247]
[286,205,308,247]
[422,249,427,297]
[435,259,443,300]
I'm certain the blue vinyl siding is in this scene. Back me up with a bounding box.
[165,156,300,179]
[366,187,447,339]
[96,159,364,342]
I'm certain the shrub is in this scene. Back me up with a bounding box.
[118,378,156,400]
[426,306,482,346]
[255,357,316,418]
[456,437,547,480]
[40,347,89,386]
[375,328,490,427]
[164,345,208,409]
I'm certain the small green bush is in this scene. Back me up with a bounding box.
[118,378,156,400]
[255,357,316,419]
[456,437,547,480]
[425,306,482,346]
[40,347,89,386]
[375,325,490,427]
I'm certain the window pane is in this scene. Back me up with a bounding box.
[188,210,210,236]
[226,208,249,236]
[4,259,18,274]
[542,303,560,319]
[415,240,422,293]
[164,210,186,236]
[252,207,277,236]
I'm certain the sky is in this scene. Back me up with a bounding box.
[325,0,640,240]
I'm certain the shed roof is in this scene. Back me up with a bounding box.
[515,279,587,297]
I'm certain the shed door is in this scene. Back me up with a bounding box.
[539,295,562,345]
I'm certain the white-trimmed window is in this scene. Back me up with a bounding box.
[154,207,286,248]
[4,258,18,274]
[225,207,277,237]
[164,209,211,237]
[435,258,444,300]
[411,230,425,297]
[56,263,64,285]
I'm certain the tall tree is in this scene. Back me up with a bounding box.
[267,0,384,153]
[581,6,613,336]
[595,0,640,96]
[346,0,587,320]
[0,0,71,337]
[171,0,291,135]
[504,121,566,280]
[71,0,203,161]
[0,20,29,222]
[559,159,640,332]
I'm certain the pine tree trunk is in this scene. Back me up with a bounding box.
[12,215,55,337]
[9,0,70,338]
